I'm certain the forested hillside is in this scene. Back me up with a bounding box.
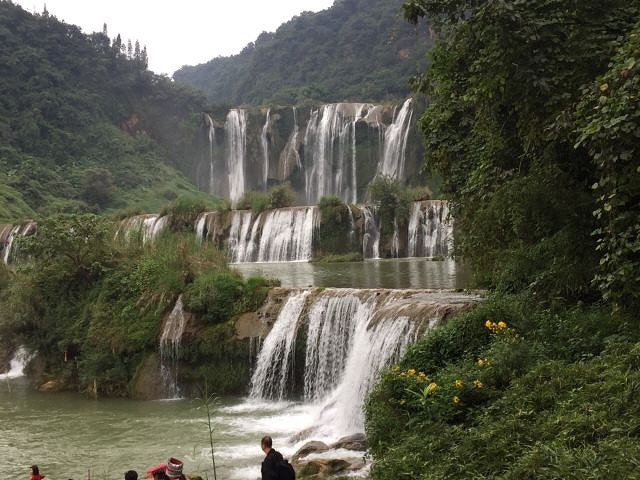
[173,0,432,105]
[0,1,211,222]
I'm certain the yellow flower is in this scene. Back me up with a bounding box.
[400,399,406,405]
[426,382,438,394]
[400,372,406,377]
[454,379,464,389]
[407,369,416,376]
[473,380,484,389]
[418,371,427,378]
[477,358,485,366]
[498,321,507,330]
[485,320,494,329]
[453,396,460,404]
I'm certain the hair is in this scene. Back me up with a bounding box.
[31,466,39,475]
[261,435,273,449]
[124,471,138,480]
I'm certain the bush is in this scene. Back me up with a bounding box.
[366,295,640,480]
[317,196,353,255]
[238,184,297,216]
[81,168,115,209]
[368,176,411,237]
[161,196,208,231]
[183,271,246,324]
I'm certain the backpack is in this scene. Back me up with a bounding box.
[277,458,296,480]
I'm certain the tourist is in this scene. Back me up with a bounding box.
[261,436,295,480]
[125,471,138,480]
[165,458,186,480]
[30,465,45,480]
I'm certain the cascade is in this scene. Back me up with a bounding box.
[115,215,168,245]
[205,114,216,195]
[228,210,254,263]
[279,107,301,181]
[195,211,222,244]
[159,296,187,399]
[0,347,28,379]
[261,109,271,189]
[347,204,355,245]
[378,98,414,179]
[391,217,400,258]
[304,103,374,204]
[408,200,454,258]
[249,290,311,399]
[362,206,380,259]
[226,109,247,205]
[249,288,479,438]
[1,222,37,264]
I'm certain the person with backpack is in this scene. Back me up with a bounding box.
[260,436,295,480]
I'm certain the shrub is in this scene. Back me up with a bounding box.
[161,195,208,231]
[183,271,246,324]
[81,168,115,209]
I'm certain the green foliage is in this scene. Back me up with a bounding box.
[366,295,640,479]
[174,0,432,105]
[404,0,640,303]
[0,2,209,221]
[184,271,245,324]
[369,176,411,237]
[317,196,353,255]
[81,168,115,209]
[574,22,640,312]
[161,195,209,231]
[237,184,296,215]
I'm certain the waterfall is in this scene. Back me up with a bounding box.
[1,222,37,264]
[205,114,216,195]
[408,200,454,258]
[228,207,318,263]
[362,206,380,259]
[378,98,414,179]
[279,107,301,181]
[249,288,476,437]
[159,296,187,399]
[304,103,373,204]
[195,211,222,245]
[261,109,271,189]
[226,109,247,205]
[391,217,400,258]
[347,204,355,246]
[249,290,311,399]
[0,347,28,379]
[115,215,168,245]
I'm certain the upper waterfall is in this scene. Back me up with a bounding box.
[226,109,247,205]
[114,215,168,245]
[378,98,414,179]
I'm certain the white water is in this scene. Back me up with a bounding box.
[228,207,318,263]
[304,103,373,204]
[249,289,471,443]
[362,206,380,259]
[115,215,169,245]
[408,200,454,258]
[159,296,187,399]
[261,108,271,189]
[378,98,414,179]
[249,291,311,400]
[279,107,301,181]
[0,347,28,379]
[226,109,247,205]
[205,113,216,195]
[1,222,36,264]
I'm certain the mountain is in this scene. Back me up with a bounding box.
[173,0,432,106]
[0,1,213,222]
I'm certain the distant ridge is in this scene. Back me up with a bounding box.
[173,0,432,106]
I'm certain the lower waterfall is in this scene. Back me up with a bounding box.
[1,222,37,264]
[248,288,475,440]
[0,347,28,379]
[159,296,187,399]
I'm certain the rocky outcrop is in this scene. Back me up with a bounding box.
[291,441,330,462]
[330,433,368,451]
[130,353,166,400]
[295,458,367,480]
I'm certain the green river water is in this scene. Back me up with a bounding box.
[1,259,468,479]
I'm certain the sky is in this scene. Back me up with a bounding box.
[13,0,336,75]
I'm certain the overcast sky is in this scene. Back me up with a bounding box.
[14,0,336,75]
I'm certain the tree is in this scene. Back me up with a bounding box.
[404,0,640,301]
[81,168,115,209]
[134,40,141,60]
[127,39,133,59]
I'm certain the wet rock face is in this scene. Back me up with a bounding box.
[130,353,166,400]
[330,433,368,451]
[295,458,366,480]
[38,379,62,392]
[291,441,330,462]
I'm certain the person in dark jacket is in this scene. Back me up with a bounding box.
[261,435,284,480]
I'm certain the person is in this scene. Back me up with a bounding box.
[125,471,138,480]
[261,436,295,480]
[165,458,186,480]
[30,465,45,480]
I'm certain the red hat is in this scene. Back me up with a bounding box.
[165,458,184,479]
